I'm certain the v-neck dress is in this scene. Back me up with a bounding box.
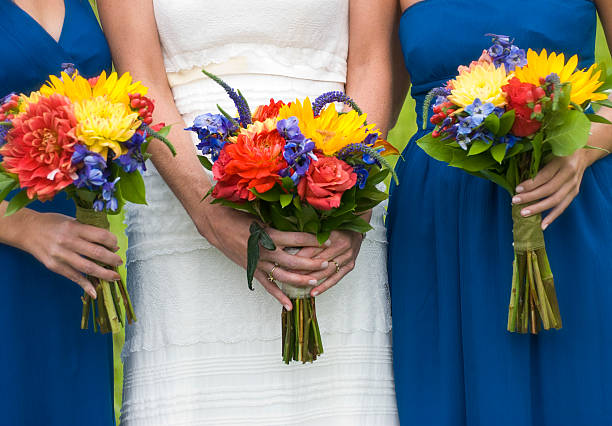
[0,1,115,425]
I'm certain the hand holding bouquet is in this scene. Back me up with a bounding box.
[417,35,611,334]
[0,66,175,334]
[187,71,399,363]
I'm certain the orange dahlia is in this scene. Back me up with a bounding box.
[212,121,287,202]
[1,94,79,201]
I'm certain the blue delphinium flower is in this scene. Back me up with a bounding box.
[486,34,527,71]
[186,113,237,162]
[499,134,519,149]
[457,116,479,136]
[353,165,369,190]
[465,98,496,126]
[0,123,9,146]
[100,177,120,212]
[277,117,317,184]
[116,131,147,173]
[72,145,108,188]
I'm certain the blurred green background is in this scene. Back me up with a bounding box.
[95,0,610,419]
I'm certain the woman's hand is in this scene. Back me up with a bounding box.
[297,230,365,297]
[22,212,122,298]
[512,150,591,229]
[195,204,333,309]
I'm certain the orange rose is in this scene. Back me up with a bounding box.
[298,155,357,211]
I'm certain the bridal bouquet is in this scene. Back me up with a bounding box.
[418,34,610,334]
[187,71,399,363]
[0,66,175,334]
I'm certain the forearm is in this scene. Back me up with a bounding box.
[0,201,37,252]
[583,95,612,167]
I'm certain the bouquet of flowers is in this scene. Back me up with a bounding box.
[187,71,399,363]
[0,66,175,334]
[418,35,611,334]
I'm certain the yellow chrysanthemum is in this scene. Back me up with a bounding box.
[17,91,43,114]
[74,96,141,158]
[514,49,607,105]
[448,62,511,108]
[278,98,376,155]
[40,71,147,107]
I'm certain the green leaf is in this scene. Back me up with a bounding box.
[339,217,373,234]
[484,113,500,135]
[477,170,513,194]
[497,110,516,137]
[246,225,261,290]
[586,113,612,125]
[259,229,276,251]
[468,140,492,156]
[117,169,147,205]
[297,205,317,231]
[215,199,257,215]
[304,220,320,234]
[5,190,34,216]
[292,195,302,211]
[544,110,591,156]
[269,204,298,232]
[491,143,507,164]
[251,187,281,202]
[155,125,171,138]
[355,187,388,205]
[198,155,213,170]
[0,176,17,203]
[279,193,293,208]
[316,231,331,246]
[280,177,295,191]
[592,99,612,109]
[417,133,454,163]
[366,168,389,186]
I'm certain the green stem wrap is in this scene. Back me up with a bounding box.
[511,205,545,253]
[508,205,561,334]
[76,207,136,334]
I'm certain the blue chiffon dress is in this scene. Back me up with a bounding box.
[0,1,115,425]
[387,1,612,425]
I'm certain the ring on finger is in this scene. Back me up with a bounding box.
[330,259,341,274]
[268,262,279,282]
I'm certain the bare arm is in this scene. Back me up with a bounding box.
[345,0,409,136]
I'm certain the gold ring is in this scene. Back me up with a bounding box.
[331,260,341,274]
[268,263,279,282]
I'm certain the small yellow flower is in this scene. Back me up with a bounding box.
[74,96,141,158]
[514,49,607,105]
[448,62,511,108]
[278,98,376,155]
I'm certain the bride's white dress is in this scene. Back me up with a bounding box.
[120,0,399,424]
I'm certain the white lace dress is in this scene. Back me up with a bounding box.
[120,1,399,424]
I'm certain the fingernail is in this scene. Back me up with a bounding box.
[324,240,332,247]
[542,223,549,231]
[89,289,97,299]
[320,261,329,269]
[516,186,524,193]
[308,279,318,286]
[284,304,292,311]
[512,196,521,204]
[521,209,531,217]
[312,290,319,297]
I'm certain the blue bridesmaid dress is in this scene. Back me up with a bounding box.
[387,1,612,425]
[0,1,115,425]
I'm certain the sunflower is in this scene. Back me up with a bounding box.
[448,62,511,108]
[278,98,376,155]
[40,71,148,107]
[74,96,141,158]
[514,49,607,105]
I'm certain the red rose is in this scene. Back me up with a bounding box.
[252,99,286,122]
[212,123,287,202]
[298,155,357,211]
[502,77,543,137]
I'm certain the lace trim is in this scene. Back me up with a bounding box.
[162,43,347,82]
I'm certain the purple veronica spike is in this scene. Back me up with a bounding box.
[312,91,364,117]
[202,70,251,126]
[61,63,77,78]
